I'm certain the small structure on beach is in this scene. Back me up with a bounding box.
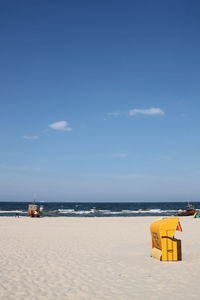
[194,211,200,218]
[28,201,43,217]
[150,217,182,261]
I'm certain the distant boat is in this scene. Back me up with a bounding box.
[28,200,43,217]
[178,203,195,216]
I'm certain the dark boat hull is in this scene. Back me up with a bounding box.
[178,209,195,216]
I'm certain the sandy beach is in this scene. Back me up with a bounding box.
[0,216,200,300]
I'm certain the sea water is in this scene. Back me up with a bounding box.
[0,201,199,217]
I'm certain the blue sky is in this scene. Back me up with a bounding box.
[0,0,200,201]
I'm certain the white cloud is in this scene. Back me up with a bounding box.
[107,112,120,117]
[48,121,72,131]
[129,108,164,116]
[23,136,39,139]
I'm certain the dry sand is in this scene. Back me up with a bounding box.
[0,216,200,300]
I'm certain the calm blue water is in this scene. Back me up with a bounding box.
[0,202,199,217]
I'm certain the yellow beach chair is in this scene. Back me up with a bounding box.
[150,217,182,261]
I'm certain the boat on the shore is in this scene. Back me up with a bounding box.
[28,200,43,217]
[178,203,195,216]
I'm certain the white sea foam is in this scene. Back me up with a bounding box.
[74,210,95,214]
[58,209,94,214]
[141,209,161,213]
[58,209,75,213]
[56,208,178,215]
[121,210,140,213]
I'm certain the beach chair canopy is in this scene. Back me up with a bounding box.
[150,217,182,250]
